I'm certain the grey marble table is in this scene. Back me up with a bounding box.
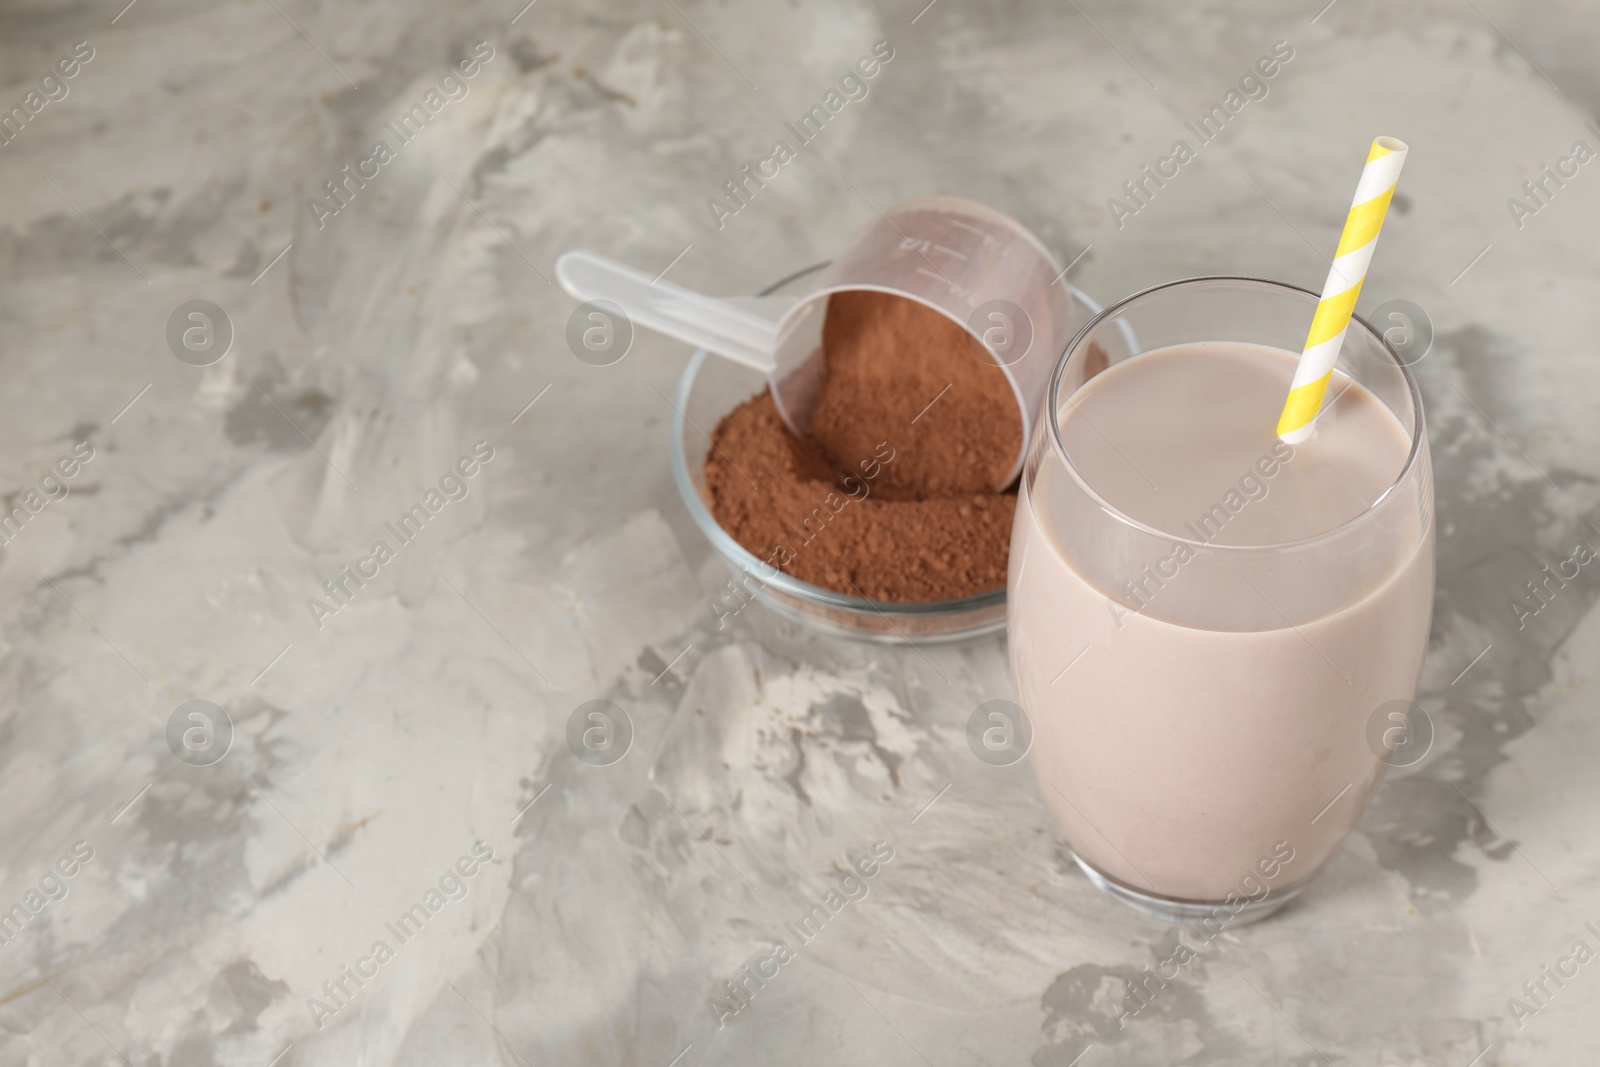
[1,0,1597,1063]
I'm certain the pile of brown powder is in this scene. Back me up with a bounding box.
[808,290,1022,498]
[703,290,1023,602]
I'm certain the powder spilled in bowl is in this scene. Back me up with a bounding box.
[704,290,1023,602]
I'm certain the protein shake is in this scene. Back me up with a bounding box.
[1009,334,1433,908]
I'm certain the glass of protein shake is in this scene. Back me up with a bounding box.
[1008,277,1433,923]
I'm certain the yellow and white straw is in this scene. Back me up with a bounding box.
[1276,136,1409,443]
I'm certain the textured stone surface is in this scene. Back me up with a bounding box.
[0,0,1595,1063]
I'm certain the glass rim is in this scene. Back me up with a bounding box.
[1045,274,1427,554]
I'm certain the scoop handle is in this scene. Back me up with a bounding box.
[557,251,786,373]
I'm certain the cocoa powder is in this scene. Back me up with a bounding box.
[703,291,1022,603]
[808,290,1022,498]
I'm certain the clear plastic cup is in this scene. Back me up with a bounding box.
[558,195,1074,488]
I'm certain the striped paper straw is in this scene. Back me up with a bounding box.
[1276,137,1409,443]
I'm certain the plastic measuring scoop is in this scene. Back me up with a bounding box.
[556,195,1075,489]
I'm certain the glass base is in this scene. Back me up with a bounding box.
[1072,853,1303,927]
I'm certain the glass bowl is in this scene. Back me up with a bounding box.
[668,262,1113,644]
